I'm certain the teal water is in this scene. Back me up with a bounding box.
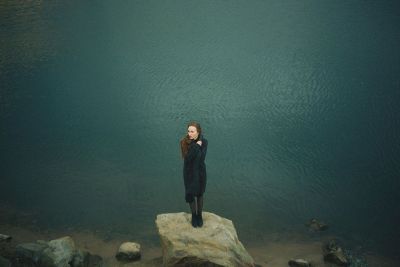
[1,0,399,260]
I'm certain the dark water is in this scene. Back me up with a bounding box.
[1,0,400,260]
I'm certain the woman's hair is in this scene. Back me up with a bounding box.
[180,121,202,158]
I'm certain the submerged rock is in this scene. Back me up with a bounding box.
[0,234,11,242]
[74,251,103,267]
[155,212,255,267]
[15,236,103,267]
[116,242,141,262]
[15,242,49,265]
[288,258,312,267]
[322,240,349,266]
[306,218,328,231]
[88,254,103,267]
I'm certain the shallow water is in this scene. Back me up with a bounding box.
[1,0,400,262]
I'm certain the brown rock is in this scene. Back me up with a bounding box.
[155,212,255,267]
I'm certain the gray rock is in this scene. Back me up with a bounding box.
[155,212,255,267]
[322,240,349,266]
[288,258,311,267]
[306,218,328,231]
[116,242,141,262]
[42,236,77,267]
[0,256,11,267]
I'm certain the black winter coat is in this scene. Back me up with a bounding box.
[183,135,208,197]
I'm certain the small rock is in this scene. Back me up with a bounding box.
[0,234,11,242]
[288,258,311,267]
[306,218,328,231]
[72,250,103,267]
[116,242,141,262]
[322,240,349,266]
[71,250,87,267]
[85,253,103,267]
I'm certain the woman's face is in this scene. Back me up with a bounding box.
[187,126,199,140]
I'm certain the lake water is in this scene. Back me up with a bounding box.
[1,0,399,262]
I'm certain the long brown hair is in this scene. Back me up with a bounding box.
[180,121,202,158]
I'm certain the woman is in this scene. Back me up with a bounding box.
[180,121,208,228]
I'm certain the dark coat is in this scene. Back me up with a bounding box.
[183,135,208,198]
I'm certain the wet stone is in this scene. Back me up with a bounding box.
[288,258,312,267]
[323,240,349,266]
[306,219,328,231]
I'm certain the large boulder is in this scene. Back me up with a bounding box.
[155,212,255,267]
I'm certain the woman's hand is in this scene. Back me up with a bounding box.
[196,140,202,146]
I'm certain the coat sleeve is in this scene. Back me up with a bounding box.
[185,142,201,161]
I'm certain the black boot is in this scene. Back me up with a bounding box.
[191,213,198,228]
[189,201,197,228]
[197,196,204,227]
[197,213,203,227]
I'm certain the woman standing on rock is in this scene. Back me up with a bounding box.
[180,121,208,228]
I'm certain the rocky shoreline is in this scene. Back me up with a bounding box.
[0,224,163,267]
[1,213,399,267]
